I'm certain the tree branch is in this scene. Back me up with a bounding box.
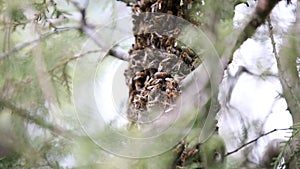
[225,128,294,156]
[181,0,284,98]
[276,0,300,123]
[179,1,285,141]
[48,49,102,73]
[229,0,281,63]
[32,28,62,125]
[0,27,76,59]
[70,0,129,61]
[0,98,67,137]
[0,1,129,61]
[80,25,129,61]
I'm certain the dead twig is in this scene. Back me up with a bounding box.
[226,128,294,156]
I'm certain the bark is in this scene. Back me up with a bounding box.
[277,1,300,124]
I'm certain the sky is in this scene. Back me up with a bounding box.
[217,0,297,166]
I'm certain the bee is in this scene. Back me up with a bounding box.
[177,10,184,17]
[133,71,146,80]
[181,46,196,57]
[165,37,173,47]
[167,10,173,15]
[154,71,169,79]
[166,46,177,53]
[136,36,144,48]
[144,76,154,87]
[152,78,163,85]
[129,90,139,102]
[173,28,181,36]
[191,58,201,70]
[166,79,179,89]
[135,81,143,90]
[181,52,193,65]
[133,99,143,110]
[146,85,154,90]
[146,68,157,76]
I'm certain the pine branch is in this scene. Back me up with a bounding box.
[274,128,300,168]
[0,1,129,61]
[48,49,102,95]
[0,27,76,59]
[0,98,67,137]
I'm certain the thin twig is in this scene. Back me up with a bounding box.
[0,27,77,59]
[48,49,103,96]
[226,128,294,156]
[48,49,102,73]
[70,0,129,61]
[80,25,128,61]
[267,16,278,59]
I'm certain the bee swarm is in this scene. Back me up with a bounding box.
[124,0,201,124]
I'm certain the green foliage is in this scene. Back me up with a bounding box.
[0,0,85,168]
[10,8,26,24]
[33,0,67,26]
[183,0,205,26]
[200,135,226,169]
[0,154,21,169]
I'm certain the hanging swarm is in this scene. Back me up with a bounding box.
[124,0,202,123]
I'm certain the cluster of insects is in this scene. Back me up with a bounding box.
[125,0,201,123]
[173,141,203,169]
